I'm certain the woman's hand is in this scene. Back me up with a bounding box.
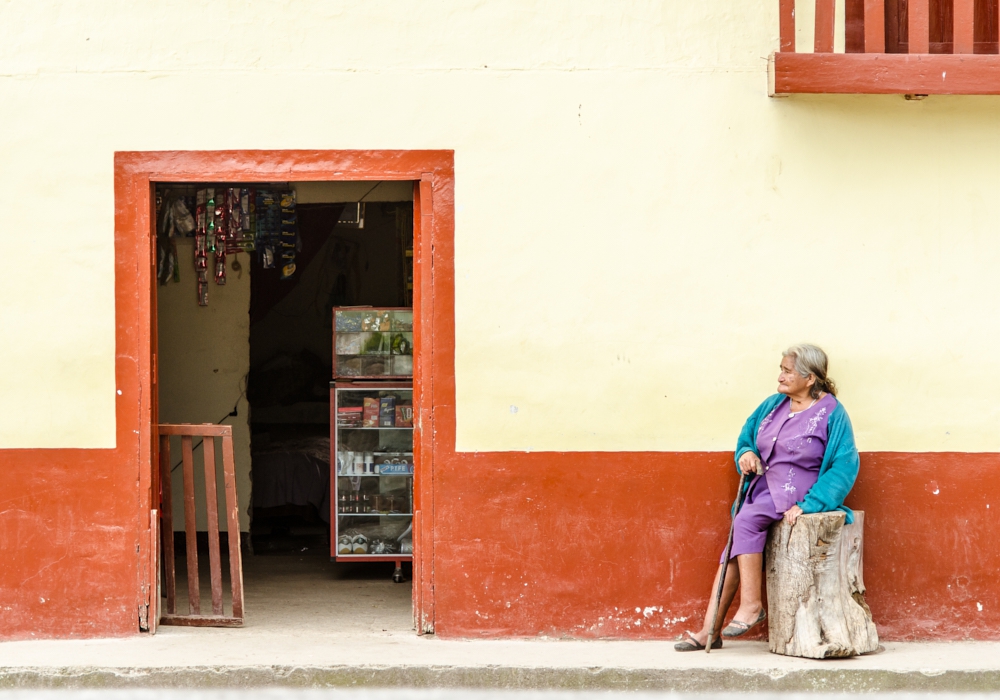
[783,505,803,525]
[738,451,762,475]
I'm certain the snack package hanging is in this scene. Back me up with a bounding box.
[241,188,251,230]
[156,190,195,285]
[171,239,180,282]
[279,190,298,280]
[225,187,255,253]
[197,270,209,306]
[170,198,195,237]
[155,192,170,286]
[247,187,256,244]
[194,188,210,305]
[195,189,207,241]
[255,190,280,269]
[205,188,217,252]
[214,189,227,285]
[195,227,208,271]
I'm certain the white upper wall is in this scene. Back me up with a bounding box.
[0,2,765,73]
[1,1,998,451]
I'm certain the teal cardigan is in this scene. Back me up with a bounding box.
[734,393,860,524]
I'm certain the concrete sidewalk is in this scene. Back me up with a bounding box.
[2,555,994,692]
[1,627,999,691]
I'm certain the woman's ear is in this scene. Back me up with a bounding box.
[806,374,816,387]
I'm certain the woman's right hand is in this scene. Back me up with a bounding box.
[738,451,762,475]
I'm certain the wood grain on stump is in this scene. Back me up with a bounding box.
[765,511,879,658]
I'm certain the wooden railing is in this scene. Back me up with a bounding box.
[159,424,245,627]
[771,0,1000,94]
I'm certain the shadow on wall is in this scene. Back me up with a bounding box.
[248,202,412,410]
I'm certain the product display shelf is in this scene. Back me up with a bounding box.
[332,307,414,380]
[330,380,414,582]
[339,427,412,431]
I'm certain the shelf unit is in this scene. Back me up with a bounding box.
[330,379,413,580]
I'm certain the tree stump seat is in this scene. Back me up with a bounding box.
[765,510,879,658]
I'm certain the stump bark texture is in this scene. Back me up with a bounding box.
[765,511,879,658]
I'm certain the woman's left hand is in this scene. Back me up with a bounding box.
[783,505,803,525]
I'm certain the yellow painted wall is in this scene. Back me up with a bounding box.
[156,241,251,531]
[2,1,999,453]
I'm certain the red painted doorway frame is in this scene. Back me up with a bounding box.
[114,150,455,634]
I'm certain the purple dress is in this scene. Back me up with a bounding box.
[723,393,837,561]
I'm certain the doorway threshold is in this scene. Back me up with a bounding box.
[167,549,413,635]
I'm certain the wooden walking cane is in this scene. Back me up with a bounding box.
[705,469,750,653]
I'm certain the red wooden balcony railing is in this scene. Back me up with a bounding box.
[770,0,1000,94]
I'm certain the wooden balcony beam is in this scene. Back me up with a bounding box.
[770,53,1000,95]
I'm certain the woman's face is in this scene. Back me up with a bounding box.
[777,355,814,396]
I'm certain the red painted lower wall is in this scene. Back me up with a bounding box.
[432,451,1000,641]
[0,447,995,640]
[0,450,139,639]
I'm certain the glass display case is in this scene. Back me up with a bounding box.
[333,307,413,379]
[330,381,413,581]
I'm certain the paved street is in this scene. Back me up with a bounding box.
[2,693,1000,700]
[2,694,1000,700]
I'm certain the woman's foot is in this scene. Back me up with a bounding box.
[673,631,723,652]
[721,607,767,638]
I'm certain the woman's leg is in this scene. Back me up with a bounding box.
[685,478,777,644]
[721,482,778,626]
[689,559,741,645]
[731,552,764,623]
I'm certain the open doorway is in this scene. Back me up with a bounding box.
[154,179,415,628]
[116,149,449,634]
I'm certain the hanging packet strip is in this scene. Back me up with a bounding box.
[195,188,207,238]
[246,187,256,245]
[154,192,180,286]
[194,189,210,305]
[279,190,297,280]
[168,199,195,238]
[206,188,217,252]
[255,190,281,269]
[197,270,209,306]
[241,188,251,230]
[223,187,249,254]
[225,187,255,253]
[213,189,227,285]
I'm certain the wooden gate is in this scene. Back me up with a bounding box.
[158,423,245,627]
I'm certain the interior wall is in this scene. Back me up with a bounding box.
[157,239,252,532]
[293,181,412,204]
[250,202,410,375]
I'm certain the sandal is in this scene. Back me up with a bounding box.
[673,631,722,652]
[722,608,767,638]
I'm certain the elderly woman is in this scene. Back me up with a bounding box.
[674,344,860,651]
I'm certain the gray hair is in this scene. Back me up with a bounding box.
[783,344,837,398]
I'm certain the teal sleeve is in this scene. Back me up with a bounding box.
[734,394,783,474]
[798,405,860,519]
[734,414,759,474]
